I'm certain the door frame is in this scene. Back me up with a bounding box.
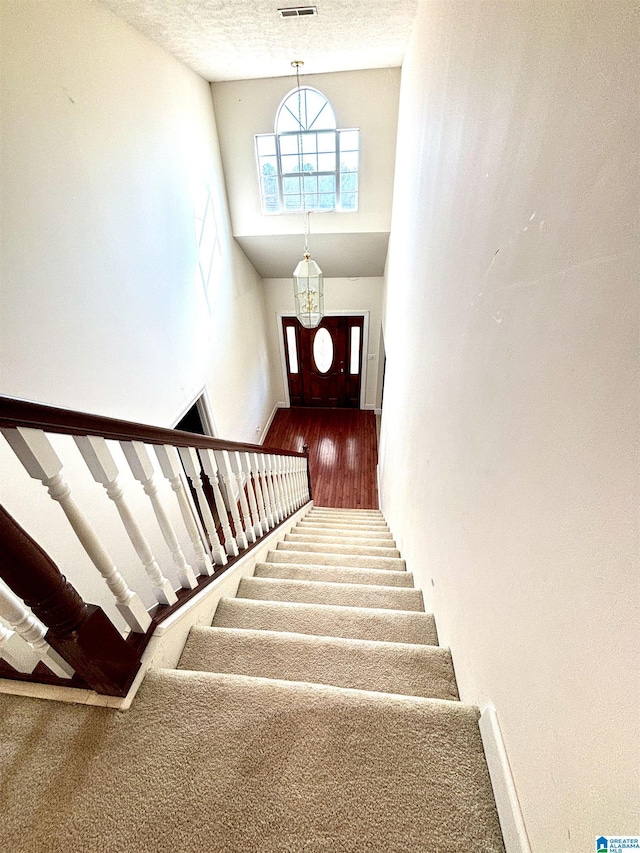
[172,387,218,436]
[277,310,371,410]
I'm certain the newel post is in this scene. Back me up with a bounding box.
[302,443,313,502]
[0,505,139,696]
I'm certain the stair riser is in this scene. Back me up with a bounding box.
[285,533,397,548]
[307,511,386,521]
[178,626,458,701]
[266,549,406,572]
[237,577,425,611]
[277,541,401,558]
[294,524,393,539]
[311,504,383,517]
[254,563,414,588]
[212,598,439,645]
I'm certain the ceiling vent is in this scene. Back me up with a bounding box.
[278,6,318,18]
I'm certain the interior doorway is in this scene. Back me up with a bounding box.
[282,315,364,408]
[174,392,216,437]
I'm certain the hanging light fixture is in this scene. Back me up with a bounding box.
[290,60,324,329]
[293,210,324,329]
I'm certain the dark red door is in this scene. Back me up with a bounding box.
[283,316,364,408]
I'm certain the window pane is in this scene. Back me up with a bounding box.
[283,176,301,195]
[304,90,335,130]
[318,131,337,152]
[262,175,278,195]
[319,193,336,209]
[256,134,277,156]
[340,171,358,193]
[301,154,318,173]
[313,327,334,373]
[341,192,357,210]
[286,326,299,373]
[302,132,318,154]
[260,157,278,175]
[350,326,361,374]
[284,194,302,210]
[318,152,336,171]
[319,175,336,193]
[340,151,359,172]
[279,134,299,155]
[281,154,301,174]
[339,129,359,151]
[303,175,318,194]
[264,196,280,213]
[278,102,303,132]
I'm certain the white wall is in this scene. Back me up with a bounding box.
[211,68,400,239]
[0,0,279,624]
[263,277,384,409]
[380,2,639,851]
[0,0,277,439]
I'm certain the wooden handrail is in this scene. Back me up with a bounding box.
[0,394,312,696]
[0,396,306,457]
[0,506,139,695]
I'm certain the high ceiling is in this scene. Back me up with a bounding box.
[99,0,418,82]
[99,0,419,278]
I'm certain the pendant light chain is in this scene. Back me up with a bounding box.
[290,59,324,330]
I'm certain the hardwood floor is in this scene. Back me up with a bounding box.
[264,408,379,509]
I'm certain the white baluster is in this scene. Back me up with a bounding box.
[285,456,299,509]
[0,622,40,674]
[300,456,310,503]
[280,455,295,515]
[121,441,198,590]
[178,447,227,566]
[293,456,304,507]
[253,453,274,529]
[228,451,256,544]
[199,449,239,557]
[301,457,310,503]
[280,455,293,511]
[264,454,283,523]
[272,454,289,517]
[214,450,248,550]
[154,444,214,576]
[74,435,177,606]
[1,427,151,633]
[0,581,74,678]
[243,452,267,537]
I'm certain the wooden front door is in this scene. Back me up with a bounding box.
[283,316,364,408]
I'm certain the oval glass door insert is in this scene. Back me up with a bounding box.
[313,327,334,373]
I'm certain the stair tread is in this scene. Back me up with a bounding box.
[277,541,401,558]
[178,626,459,701]
[254,561,414,588]
[267,549,406,571]
[294,523,393,538]
[213,597,439,645]
[237,576,424,611]
[285,532,397,548]
[0,670,505,852]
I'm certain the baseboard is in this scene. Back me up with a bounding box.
[258,402,280,444]
[479,706,532,853]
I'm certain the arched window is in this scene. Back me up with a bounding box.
[255,87,359,215]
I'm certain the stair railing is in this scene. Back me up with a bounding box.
[0,396,311,696]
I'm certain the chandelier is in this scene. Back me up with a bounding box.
[293,211,324,329]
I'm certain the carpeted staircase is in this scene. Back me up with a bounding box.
[0,506,505,852]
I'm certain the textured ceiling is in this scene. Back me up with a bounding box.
[99,0,418,81]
